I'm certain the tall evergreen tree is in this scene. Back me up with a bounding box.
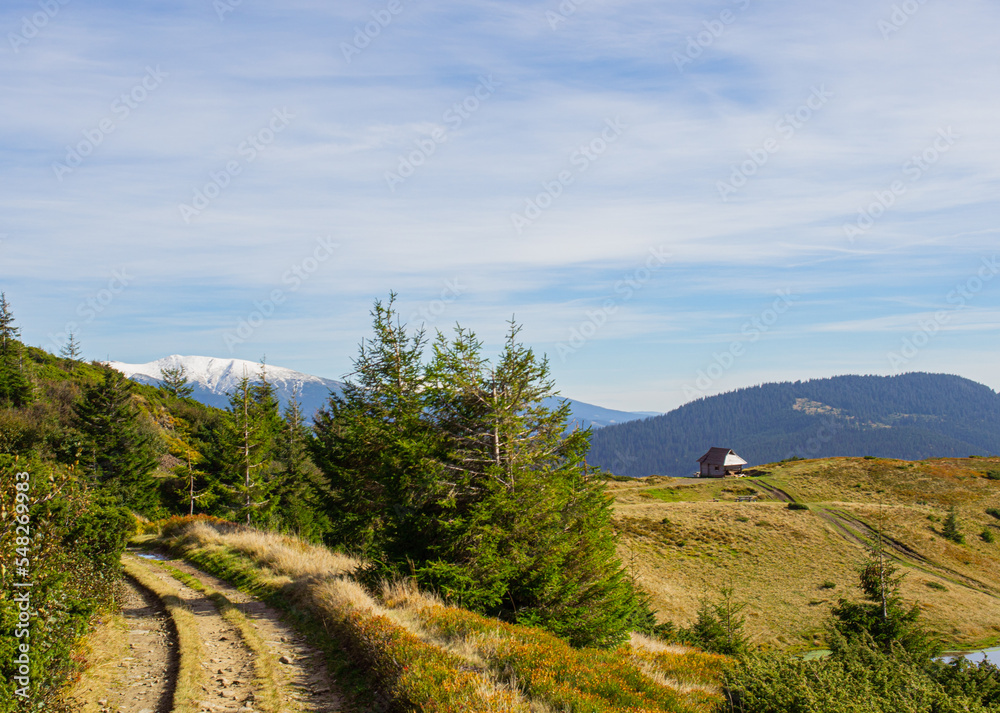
[73,366,161,513]
[0,293,33,408]
[830,515,936,657]
[59,331,82,362]
[159,363,194,398]
[217,367,279,525]
[313,298,649,646]
[311,293,434,556]
[272,388,331,540]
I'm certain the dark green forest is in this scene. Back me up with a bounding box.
[589,374,1000,477]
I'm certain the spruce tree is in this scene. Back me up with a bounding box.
[0,293,33,408]
[74,366,161,513]
[159,363,194,398]
[942,506,964,544]
[273,388,331,540]
[218,367,279,525]
[311,293,434,556]
[60,331,82,362]
[830,517,935,657]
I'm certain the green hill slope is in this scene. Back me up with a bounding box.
[609,455,1000,650]
[590,373,1000,477]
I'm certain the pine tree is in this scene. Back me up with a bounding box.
[311,293,434,556]
[423,321,647,646]
[313,298,649,646]
[218,368,279,525]
[942,506,964,544]
[273,388,331,540]
[60,331,82,362]
[830,514,935,657]
[74,366,161,513]
[0,293,33,408]
[160,363,194,398]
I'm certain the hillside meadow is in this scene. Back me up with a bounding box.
[609,456,1000,650]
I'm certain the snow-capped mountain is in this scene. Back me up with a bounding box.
[107,355,655,429]
[107,355,345,419]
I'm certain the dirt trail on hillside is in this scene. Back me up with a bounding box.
[61,575,177,713]
[159,556,343,712]
[135,555,259,712]
[753,481,795,502]
[67,553,344,712]
[816,507,999,596]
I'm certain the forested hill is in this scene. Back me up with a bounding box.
[587,373,1000,477]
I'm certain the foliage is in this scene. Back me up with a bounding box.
[786,502,809,511]
[312,297,649,647]
[829,523,936,658]
[0,294,33,409]
[980,528,995,543]
[987,507,1000,521]
[159,363,194,398]
[73,365,162,514]
[675,587,749,656]
[0,456,134,710]
[984,469,1000,481]
[942,506,965,544]
[722,634,999,713]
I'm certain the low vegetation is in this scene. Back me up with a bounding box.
[151,516,726,713]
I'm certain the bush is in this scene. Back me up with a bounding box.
[787,502,809,511]
[820,581,837,590]
[987,508,1000,521]
[926,581,948,591]
[942,507,965,544]
[981,529,995,544]
[985,470,1000,481]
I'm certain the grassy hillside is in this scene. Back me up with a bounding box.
[609,456,1000,651]
[589,373,1000,477]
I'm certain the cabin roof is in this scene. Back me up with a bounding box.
[698,447,747,466]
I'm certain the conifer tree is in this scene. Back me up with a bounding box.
[273,388,331,540]
[830,515,935,657]
[74,366,161,513]
[159,363,194,398]
[60,331,82,362]
[313,298,650,646]
[311,293,434,555]
[218,367,279,525]
[0,293,33,408]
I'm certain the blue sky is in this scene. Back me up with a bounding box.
[1,0,997,412]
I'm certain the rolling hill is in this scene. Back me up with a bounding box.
[589,373,1000,478]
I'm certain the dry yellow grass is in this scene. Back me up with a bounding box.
[611,456,1000,650]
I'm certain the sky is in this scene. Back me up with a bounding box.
[1,0,998,413]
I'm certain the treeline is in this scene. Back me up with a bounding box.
[589,374,1000,477]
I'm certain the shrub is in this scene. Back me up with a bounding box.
[926,581,948,591]
[985,470,1000,481]
[787,502,809,511]
[942,507,965,544]
[987,508,1000,521]
[981,529,995,544]
[820,581,837,590]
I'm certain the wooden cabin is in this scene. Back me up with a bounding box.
[697,447,747,477]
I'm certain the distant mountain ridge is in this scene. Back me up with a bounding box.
[588,373,1000,478]
[107,355,651,429]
